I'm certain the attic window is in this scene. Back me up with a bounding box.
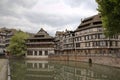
[35,35,44,37]
[93,21,102,25]
[83,18,93,23]
[78,23,90,28]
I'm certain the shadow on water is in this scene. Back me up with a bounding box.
[9,59,120,80]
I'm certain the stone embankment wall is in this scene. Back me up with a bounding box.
[0,59,8,80]
[49,55,120,68]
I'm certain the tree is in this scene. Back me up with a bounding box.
[7,31,29,57]
[96,0,120,37]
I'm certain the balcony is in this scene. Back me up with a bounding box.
[75,31,103,37]
[75,46,120,49]
[26,42,54,44]
[75,38,120,43]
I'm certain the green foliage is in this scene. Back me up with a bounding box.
[96,0,120,37]
[7,31,29,57]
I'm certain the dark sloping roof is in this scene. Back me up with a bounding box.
[35,28,52,38]
[36,28,48,35]
[75,14,102,32]
[28,28,53,39]
[0,27,17,34]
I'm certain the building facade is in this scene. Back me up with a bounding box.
[55,30,75,55]
[63,30,75,55]
[26,28,55,58]
[74,14,120,56]
[54,31,65,54]
[0,28,16,55]
[0,32,6,54]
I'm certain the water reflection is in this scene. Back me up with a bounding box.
[26,61,54,80]
[10,60,120,80]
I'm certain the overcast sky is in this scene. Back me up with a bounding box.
[0,0,98,36]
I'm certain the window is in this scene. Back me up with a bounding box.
[98,34,100,39]
[75,38,77,41]
[91,35,93,39]
[92,42,94,47]
[35,35,44,37]
[85,42,90,47]
[27,63,32,68]
[34,63,37,68]
[116,35,118,39]
[88,42,90,47]
[110,41,113,46]
[27,51,33,55]
[39,51,42,55]
[27,52,33,55]
[83,18,93,23]
[93,42,98,46]
[100,34,105,39]
[115,41,118,46]
[86,36,89,40]
[39,63,42,68]
[34,51,37,55]
[77,37,79,41]
[100,41,106,46]
[45,64,48,68]
[89,35,91,40]
[93,21,102,25]
[95,34,97,39]
[45,51,48,55]
[97,41,100,46]
[97,27,103,32]
[114,35,118,39]
[79,37,81,41]
[92,35,95,39]
[93,28,98,32]
[76,43,80,47]
[106,41,108,46]
[79,23,90,28]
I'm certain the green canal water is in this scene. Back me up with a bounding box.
[10,59,120,80]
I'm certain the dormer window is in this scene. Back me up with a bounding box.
[82,18,93,23]
[35,35,45,37]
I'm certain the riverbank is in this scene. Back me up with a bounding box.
[14,55,120,68]
[49,55,120,68]
[0,59,8,80]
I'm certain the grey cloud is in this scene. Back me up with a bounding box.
[0,0,98,35]
[0,0,37,17]
[84,0,98,10]
[64,0,84,7]
[0,0,37,8]
[64,0,97,10]
[24,12,81,27]
[9,0,38,8]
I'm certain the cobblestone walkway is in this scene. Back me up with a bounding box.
[0,59,8,80]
